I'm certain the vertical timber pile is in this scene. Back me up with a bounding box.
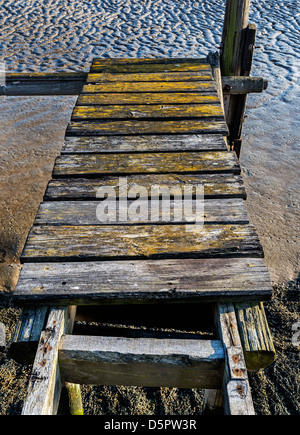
[221,0,256,157]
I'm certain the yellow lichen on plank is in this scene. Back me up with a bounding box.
[21,224,263,262]
[66,119,228,135]
[87,72,213,83]
[53,151,240,177]
[82,81,216,93]
[77,93,219,105]
[71,104,224,120]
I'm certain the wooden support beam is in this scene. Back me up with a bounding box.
[1,72,266,96]
[22,306,77,415]
[9,306,48,364]
[222,76,267,94]
[1,72,87,96]
[58,335,225,389]
[235,302,276,371]
[216,303,255,415]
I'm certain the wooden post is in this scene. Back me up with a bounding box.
[221,0,251,77]
[221,0,254,157]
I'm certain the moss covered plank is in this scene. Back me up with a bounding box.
[66,119,228,136]
[77,93,219,106]
[87,71,213,83]
[71,104,224,121]
[52,152,240,178]
[21,224,263,263]
[82,81,216,94]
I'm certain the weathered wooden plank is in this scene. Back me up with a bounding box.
[2,73,87,96]
[71,104,224,121]
[20,224,263,263]
[92,57,209,65]
[217,303,255,415]
[82,81,216,94]
[44,174,246,201]
[21,307,75,415]
[90,58,211,73]
[77,93,219,106]
[53,152,240,178]
[235,302,276,371]
[87,71,213,83]
[9,306,48,364]
[66,119,228,136]
[34,199,249,226]
[62,134,227,154]
[58,335,224,389]
[13,258,272,305]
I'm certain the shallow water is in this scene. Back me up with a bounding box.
[0,0,299,282]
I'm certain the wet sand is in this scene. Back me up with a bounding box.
[0,0,299,415]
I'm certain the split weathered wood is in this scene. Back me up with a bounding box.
[20,224,264,263]
[21,306,76,415]
[13,258,272,305]
[34,198,249,226]
[216,303,255,415]
[62,134,228,154]
[10,306,48,364]
[53,152,239,178]
[235,302,276,371]
[58,335,225,389]
[71,104,224,121]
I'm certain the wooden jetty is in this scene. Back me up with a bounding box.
[5,0,276,416]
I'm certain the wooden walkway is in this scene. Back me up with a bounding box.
[14,57,271,305]
[11,58,274,415]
